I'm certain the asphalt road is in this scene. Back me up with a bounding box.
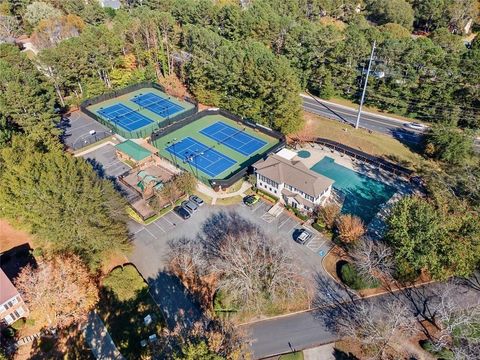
[303,94,480,153]
[302,94,425,145]
[243,277,480,359]
[244,310,339,358]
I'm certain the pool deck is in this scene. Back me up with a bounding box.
[293,144,415,234]
[295,144,412,193]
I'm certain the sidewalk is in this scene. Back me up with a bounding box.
[84,312,124,360]
[197,181,251,205]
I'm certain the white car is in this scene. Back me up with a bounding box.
[404,122,429,131]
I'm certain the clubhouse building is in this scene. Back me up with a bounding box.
[253,149,333,212]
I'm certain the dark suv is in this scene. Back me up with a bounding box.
[174,206,191,220]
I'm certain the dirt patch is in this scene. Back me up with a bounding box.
[101,253,130,275]
[0,219,35,253]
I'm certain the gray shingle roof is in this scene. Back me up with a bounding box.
[253,154,333,197]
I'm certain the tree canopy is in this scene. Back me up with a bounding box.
[0,138,130,271]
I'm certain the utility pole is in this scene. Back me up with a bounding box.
[355,41,376,129]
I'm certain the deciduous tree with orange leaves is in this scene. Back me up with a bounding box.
[15,255,98,329]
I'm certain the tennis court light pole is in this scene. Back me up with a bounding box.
[355,40,376,129]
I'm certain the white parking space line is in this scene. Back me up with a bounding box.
[144,226,157,238]
[162,214,175,226]
[134,227,145,235]
[278,217,291,229]
[152,221,166,233]
[170,211,184,221]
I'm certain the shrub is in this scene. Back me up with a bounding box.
[285,205,309,221]
[335,214,365,244]
[339,262,380,290]
[318,204,340,230]
[10,318,26,331]
[420,340,454,359]
[312,221,325,232]
[102,265,147,301]
[394,258,419,283]
[256,188,279,203]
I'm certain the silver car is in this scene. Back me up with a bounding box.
[295,229,313,245]
[181,200,198,214]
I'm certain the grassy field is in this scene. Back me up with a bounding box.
[301,112,423,169]
[215,195,243,205]
[98,265,164,359]
[152,114,279,183]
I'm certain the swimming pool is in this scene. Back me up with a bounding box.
[310,157,397,224]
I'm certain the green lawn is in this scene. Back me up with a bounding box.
[279,351,304,360]
[97,265,165,359]
[304,112,424,169]
[152,114,279,183]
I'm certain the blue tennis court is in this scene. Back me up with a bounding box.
[97,103,153,132]
[199,121,267,156]
[131,92,184,118]
[165,137,237,177]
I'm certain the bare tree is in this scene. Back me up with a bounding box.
[422,285,480,359]
[336,299,416,359]
[0,15,20,43]
[210,228,303,310]
[350,239,394,282]
[168,212,307,312]
[317,203,340,230]
[15,255,98,329]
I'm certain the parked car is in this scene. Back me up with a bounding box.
[181,200,198,214]
[404,122,429,131]
[243,195,260,206]
[294,229,313,245]
[174,206,191,220]
[189,195,204,206]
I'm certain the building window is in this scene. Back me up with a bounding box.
[0,304,5,313]
[17,307,25,316]
[4,314,13,324]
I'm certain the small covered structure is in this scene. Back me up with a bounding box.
[115,140,155,166]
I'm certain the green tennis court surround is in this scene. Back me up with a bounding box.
[152,112,281,186]
[81,82,197,139]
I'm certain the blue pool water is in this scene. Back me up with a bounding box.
[310,157,397,224]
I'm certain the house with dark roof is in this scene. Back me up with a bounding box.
[253,152,334,212]
[0,269,28,326]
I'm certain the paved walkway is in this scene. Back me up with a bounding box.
[84,312,124,360]
[197,181,251,204]
[303,343,335,360]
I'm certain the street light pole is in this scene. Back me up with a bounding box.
[355,40,376,129]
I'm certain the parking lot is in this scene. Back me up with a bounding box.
[81,144,130,178]
[80,143,140,203]
[60,111,112,150]
[129,199,333,282]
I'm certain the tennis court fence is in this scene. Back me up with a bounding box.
[150,108,286,189]
[79,82,198,139]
